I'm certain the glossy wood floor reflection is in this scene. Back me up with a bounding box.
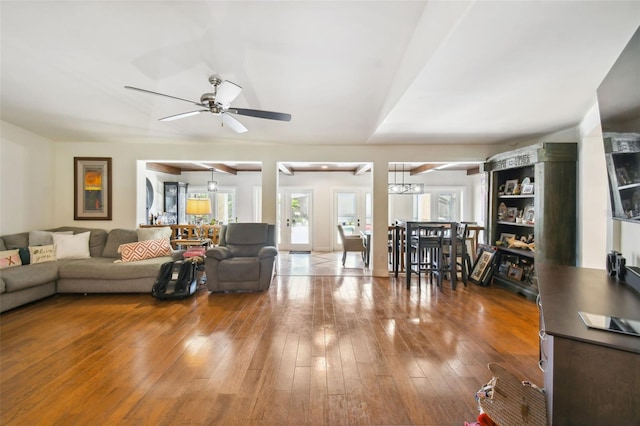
[0,276,541,425]
[277,251,371,276]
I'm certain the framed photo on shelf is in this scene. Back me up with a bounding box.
[507,207,518,222]
[497,202,508,221]
[524,205,535,224]
[504,179,518,195]
[521,184,534,195]
[469,245,497,286]
[616,167,630,186]
[74,157,112,220]
[507,265,524,281]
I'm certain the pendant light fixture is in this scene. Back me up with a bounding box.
[207,168,218,192]
[388,163,424,194]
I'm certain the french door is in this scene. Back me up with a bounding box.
[278,189,313,252]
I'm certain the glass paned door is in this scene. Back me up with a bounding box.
[279,189,313,251]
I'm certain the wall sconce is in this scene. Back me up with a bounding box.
[207,168,217,192]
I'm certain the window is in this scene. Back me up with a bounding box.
[415,188,463,221]
[212,189,236,224]
[253,186,262,222]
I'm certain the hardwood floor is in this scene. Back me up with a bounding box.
[0,273,541,425]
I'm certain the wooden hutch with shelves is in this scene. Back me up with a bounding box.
[483,142,577,300]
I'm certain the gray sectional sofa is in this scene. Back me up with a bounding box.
[0,226,182,313]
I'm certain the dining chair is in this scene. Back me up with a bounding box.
[387,226,394,266]
[337,224,365,266]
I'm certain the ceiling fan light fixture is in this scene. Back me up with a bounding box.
[125,75,291,133]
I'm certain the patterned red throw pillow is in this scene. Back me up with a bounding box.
[118,238,172,263]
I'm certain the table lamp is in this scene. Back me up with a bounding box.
[186,197,212,239]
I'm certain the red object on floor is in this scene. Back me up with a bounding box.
[184,247,206,258]
[478,412,496,426]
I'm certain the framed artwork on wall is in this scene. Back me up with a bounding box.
[74,157,112,220]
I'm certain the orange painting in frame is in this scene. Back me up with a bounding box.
[74,157,112,220]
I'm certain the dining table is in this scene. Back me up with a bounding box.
[393,219,460,290]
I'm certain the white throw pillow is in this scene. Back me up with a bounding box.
[53,231,91,259]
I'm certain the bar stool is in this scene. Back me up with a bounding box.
[443,223,472,286]
[410,225,445,290]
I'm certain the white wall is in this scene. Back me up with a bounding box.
[44,138,494,233]
[577,104,611,269]
[578,103,640,269]
[5,113,637,273]
[0,122,56,234]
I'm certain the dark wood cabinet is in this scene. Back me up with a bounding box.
[163,182,188,225]
[537,264,640,425]
[483,143,577,300]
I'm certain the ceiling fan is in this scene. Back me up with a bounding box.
[125,75,292,133]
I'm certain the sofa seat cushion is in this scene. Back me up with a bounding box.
[0,261,60,292]
[58,256,173,281]
[219,258,260,282]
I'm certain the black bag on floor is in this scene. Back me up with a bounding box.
[152,260,198,300]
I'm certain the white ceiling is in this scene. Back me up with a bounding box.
[1,1,639,147]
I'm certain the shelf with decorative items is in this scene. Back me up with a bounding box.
[482,142,577,300]
[603,133,640,222]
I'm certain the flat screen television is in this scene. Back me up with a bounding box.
[597,26,640,222]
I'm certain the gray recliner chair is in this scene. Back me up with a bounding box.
[205,223,277,292]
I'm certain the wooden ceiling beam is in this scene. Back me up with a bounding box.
[354,164,371,175]
[209,163,238,175]
[146,162,182,175]
[466,166,481,175]
[279,163,294,175]
[409,163,441,175]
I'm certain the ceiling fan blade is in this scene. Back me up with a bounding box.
[124,86,204,107]
[222,112,248,133]
[216,80,242,106]
[228,107,292,122]
[159,110,208,121]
